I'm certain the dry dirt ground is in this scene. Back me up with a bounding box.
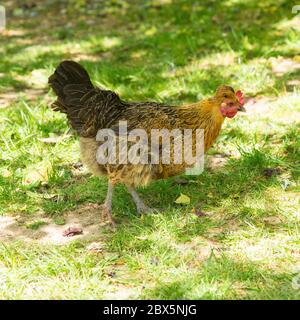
[0,203,108,245]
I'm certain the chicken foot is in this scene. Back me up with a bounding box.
[127,186,154,215]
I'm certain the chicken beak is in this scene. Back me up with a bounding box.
[238,105,246,112]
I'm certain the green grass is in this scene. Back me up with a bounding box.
[0,0,299,299]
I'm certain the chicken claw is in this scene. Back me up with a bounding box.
[100,204,116,228]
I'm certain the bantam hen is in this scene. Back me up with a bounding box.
[48,60,245,225]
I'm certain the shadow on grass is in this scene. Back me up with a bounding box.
[1,0,298,100]
[140,255,300,299]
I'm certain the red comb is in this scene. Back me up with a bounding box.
[236,90,244,105]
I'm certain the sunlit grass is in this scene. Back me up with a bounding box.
[0,0,299,299]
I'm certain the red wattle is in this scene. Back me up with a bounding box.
[220,106,238,118]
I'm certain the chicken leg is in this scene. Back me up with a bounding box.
[101,181,115,226]
[127,186,153,214]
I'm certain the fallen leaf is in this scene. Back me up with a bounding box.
[62,226,83,237]
[145,26,157,36]
[175,193,190,205]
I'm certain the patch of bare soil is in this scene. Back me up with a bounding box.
[206,154,230,170]
[0,88,47,108]
[270,57,300,76]
[0,203,107,245]
[0,91,17,108]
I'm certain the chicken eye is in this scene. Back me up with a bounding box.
[223,94,229,98]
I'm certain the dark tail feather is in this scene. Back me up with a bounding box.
[48,60,96,132]
[49,60,123,137]
[48,60,94,112]
[49,60,93,97]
